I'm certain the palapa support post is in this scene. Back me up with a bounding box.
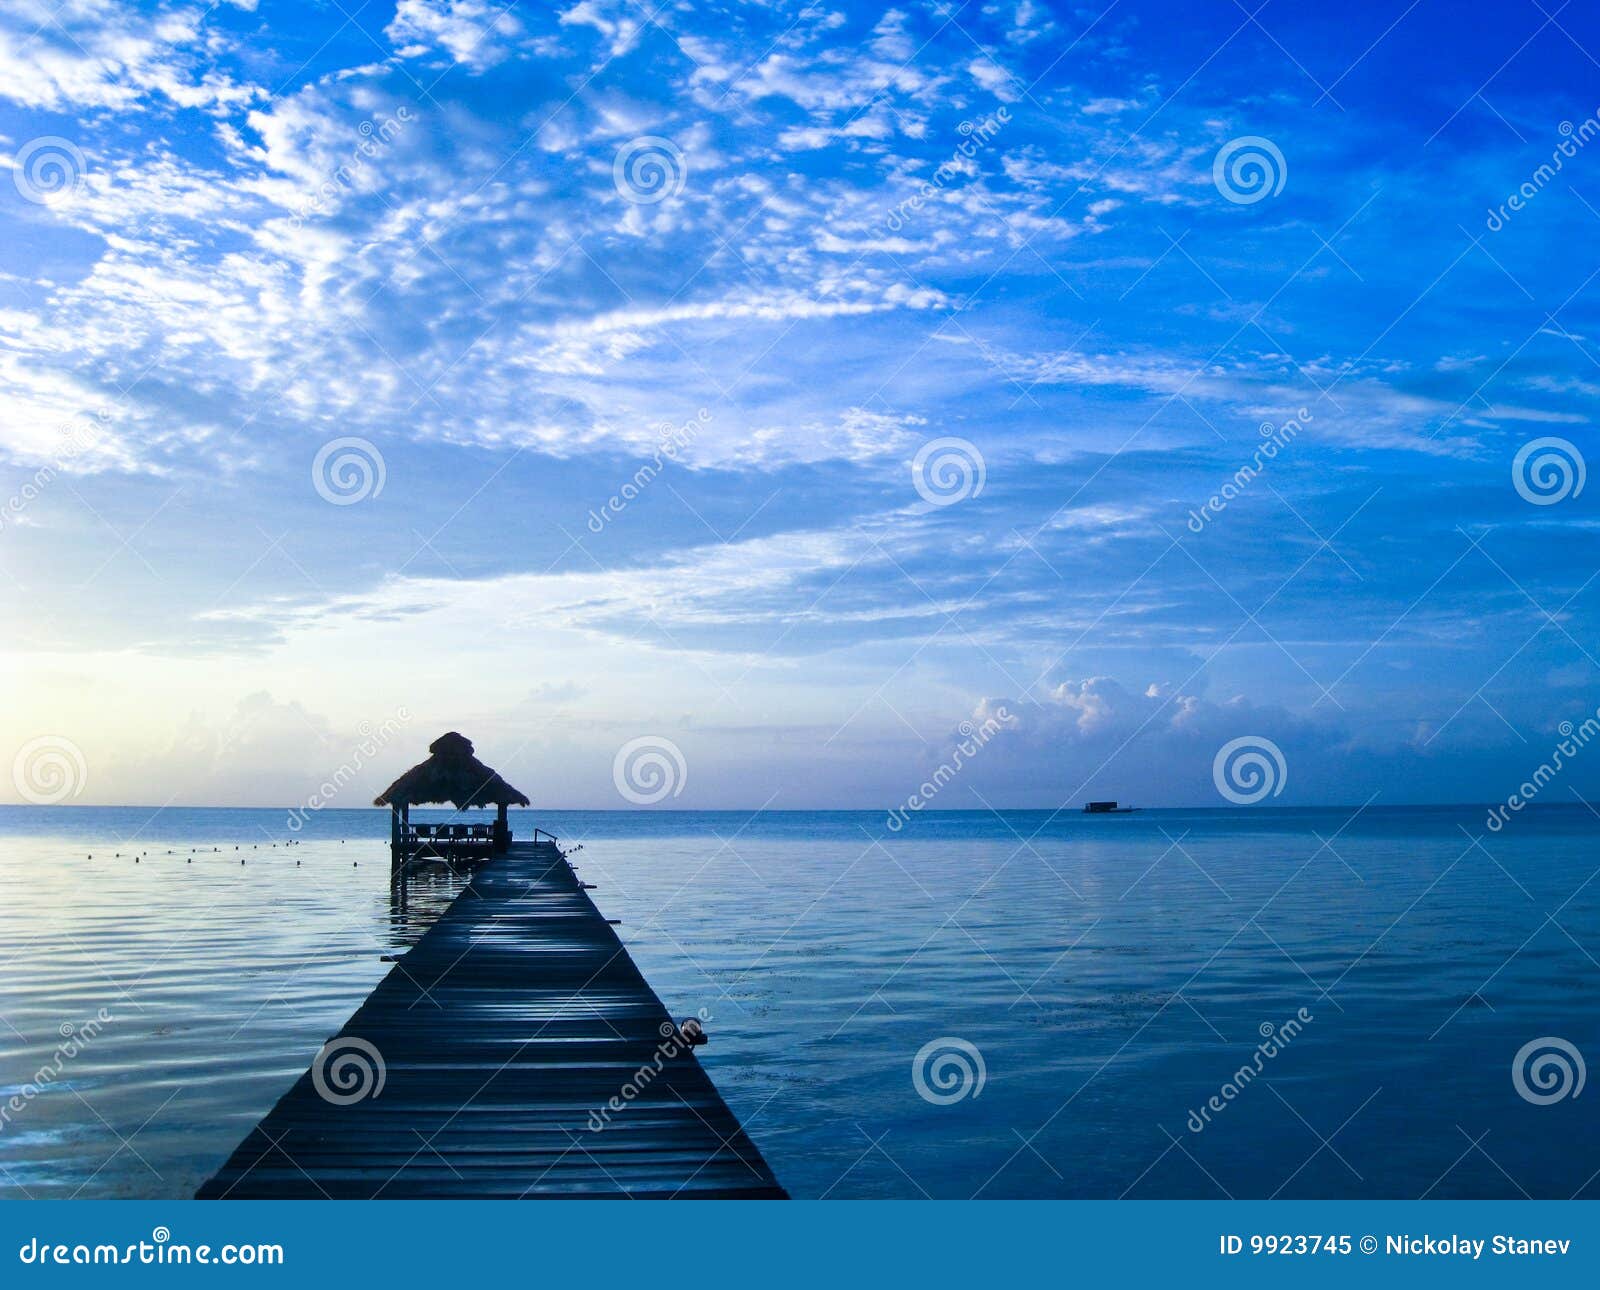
[389,804,403,871]
[494,801,509,853]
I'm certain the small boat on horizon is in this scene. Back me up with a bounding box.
[1082,800,1139,814]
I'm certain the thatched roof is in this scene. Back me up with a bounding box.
[374,732,530,809]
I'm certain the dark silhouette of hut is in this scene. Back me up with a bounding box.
[375,732,529,869]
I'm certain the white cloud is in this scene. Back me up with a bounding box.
[558,0,643,59]
[966,54,1019,100]
[386,0,527,70]
[0,0,257,112]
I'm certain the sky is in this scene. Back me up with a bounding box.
[2,0,1599,811]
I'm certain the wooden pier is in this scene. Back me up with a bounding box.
[198,839,785,1199]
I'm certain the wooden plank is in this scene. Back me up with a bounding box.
[198,841,785,1199]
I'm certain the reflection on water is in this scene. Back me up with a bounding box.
[1,805,1597,1199]
[0,817,469,1200]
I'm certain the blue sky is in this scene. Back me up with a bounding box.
[2,0,1599,809]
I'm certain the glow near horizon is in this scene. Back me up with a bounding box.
[2,0,1599,811]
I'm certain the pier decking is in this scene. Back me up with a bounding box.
[198,840,785,1199]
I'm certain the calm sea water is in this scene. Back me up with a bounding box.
[1,804,1596,1200]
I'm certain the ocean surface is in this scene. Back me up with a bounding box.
[1,804,1596,1200]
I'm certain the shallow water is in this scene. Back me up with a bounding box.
[1,804,1596,1199]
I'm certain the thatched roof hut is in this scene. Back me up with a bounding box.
[375,732,530,809]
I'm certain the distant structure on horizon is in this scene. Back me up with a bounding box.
[1083,800,1138,814]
